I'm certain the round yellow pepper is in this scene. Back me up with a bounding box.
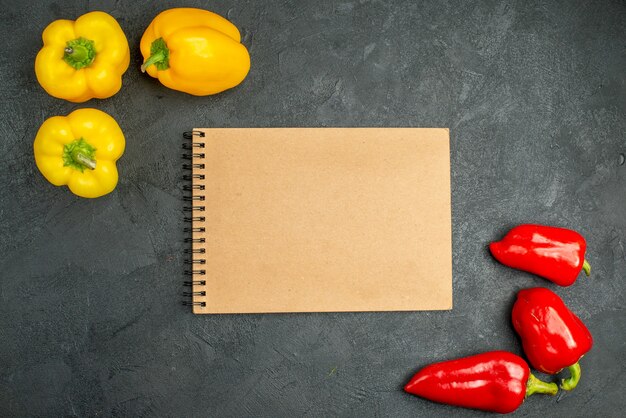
[140,8,251,96]
[35,11,130,102]
[34,109,125,198]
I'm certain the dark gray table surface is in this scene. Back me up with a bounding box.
[1,0,624,416]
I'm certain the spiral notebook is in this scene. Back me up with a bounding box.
[183,128,452,314]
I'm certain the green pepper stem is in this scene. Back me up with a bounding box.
[526,373,558,397]
[582,260,591,276]
[63,37,96,70]
[141,52,165,73]
[65,45,88,63]
[560,362,582,391]
[63,138,97,172]
[73,151,96,170]
[141,37,170,72]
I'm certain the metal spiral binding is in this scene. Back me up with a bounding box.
[182,130,207,308]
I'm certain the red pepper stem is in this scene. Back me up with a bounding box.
[526,373,558,397]
[560,362,582,391]
[582,259,591,276]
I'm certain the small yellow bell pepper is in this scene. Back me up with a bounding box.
[140,8,250,96]
[34,108,125,198]
[35,11,130,102]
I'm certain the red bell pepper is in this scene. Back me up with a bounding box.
[404,351,557,414]
[489,224,590,286]
[512,287,593,390]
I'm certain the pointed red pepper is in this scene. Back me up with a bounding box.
[512,287,593,390]
[489,224,590,286]
[404,351,558,413]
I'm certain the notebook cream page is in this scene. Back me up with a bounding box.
[189,128,451,313]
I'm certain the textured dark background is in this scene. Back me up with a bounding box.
[1,0,624,416]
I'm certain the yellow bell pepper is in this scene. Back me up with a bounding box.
[140,8,250,96]
[34,108,125,198]
[35,11,130,102]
